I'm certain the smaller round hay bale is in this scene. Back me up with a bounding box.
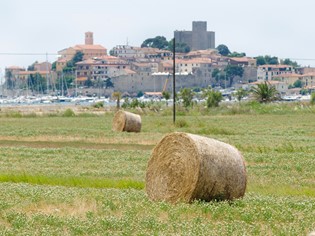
[112,110,141,132]
[146,132,247,203]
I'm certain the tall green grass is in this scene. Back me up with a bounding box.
[0,173,144,189]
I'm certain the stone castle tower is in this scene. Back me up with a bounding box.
[174,21,215,51]
[85,32,94,45]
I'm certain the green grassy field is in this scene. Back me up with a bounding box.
[0,104,314,235]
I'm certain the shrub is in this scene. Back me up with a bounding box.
[202,88,223,108]
[5,112,23,118]
[179,88,194,108]
[175,119,189,128]
[63,108,75,117]
[310,93,315,105]
[92,101,104,108]
[251,82,280,103]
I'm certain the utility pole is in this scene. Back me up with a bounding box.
[46,52,50,95]
[173,38,176,124]
[0,68,3,98]
[61,72,64,96]
[75,68,77,97]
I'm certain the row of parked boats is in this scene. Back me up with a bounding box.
[0,96,112,106]
[0,94,311,106]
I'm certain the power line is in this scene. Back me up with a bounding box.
[0,53,59,56]
[1,52,315,61]
[285,58,315,61]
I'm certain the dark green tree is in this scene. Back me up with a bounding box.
[5,70,15,89]
[293,79,303,88]
[141,36,169,50]
[202,87,223,107]
[228,52,246,57]
[63,51,84,73]
[84,78,93,87]
[216,44,230,56]
[235,88,248,102]
[211,68,226,87]
[255,56,266,66]
[251,82,280,103]
[162,91,171,106]
[255,55,279,65]
[225,65,244,87]
[105,78,114,89]
[73,51,84,64]
[168,40,190,53]
[27,73,47,93]
[179,88,194,108]
[137,91,144,97]
[211,68,220,79]
[265,55,279,65]
[109,49,115,56]
[51,61,57,71]
[27,61,38,71]
[281,58,299,68]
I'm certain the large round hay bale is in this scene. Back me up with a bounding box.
[112,110,141,132]
[146,132,247,203]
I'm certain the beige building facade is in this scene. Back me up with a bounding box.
[57,32,107,72]
[257,65,294,81]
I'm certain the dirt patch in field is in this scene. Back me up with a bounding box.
[23,199,98,218]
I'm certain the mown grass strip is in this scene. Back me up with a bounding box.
[0,174,145,190]
[248,185,315,197]
[0,140,154,151]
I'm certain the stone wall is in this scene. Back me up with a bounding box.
[111,73,213,94]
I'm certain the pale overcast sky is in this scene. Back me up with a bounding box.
[1,0,315,78]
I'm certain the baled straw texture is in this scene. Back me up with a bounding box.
[146,132,247,203]
[112,110,141,132]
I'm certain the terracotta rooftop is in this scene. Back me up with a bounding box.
[17,71,50,75]
[300,73,315,77]
[6,66,25,70]
[176,58,212,64]
[132,62,155,67]
[273,73,301,78]
[250,81,285,85]
[186,49,217,56]
[123,68,137,74]
[258,64,293,69]
[160,61,173,67]
[73,44,107,50]
[76,56,128,65]
[229,57,255,62]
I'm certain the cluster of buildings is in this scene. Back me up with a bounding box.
[3,21,315,97]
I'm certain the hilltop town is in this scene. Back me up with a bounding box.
[2,21,315,99]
